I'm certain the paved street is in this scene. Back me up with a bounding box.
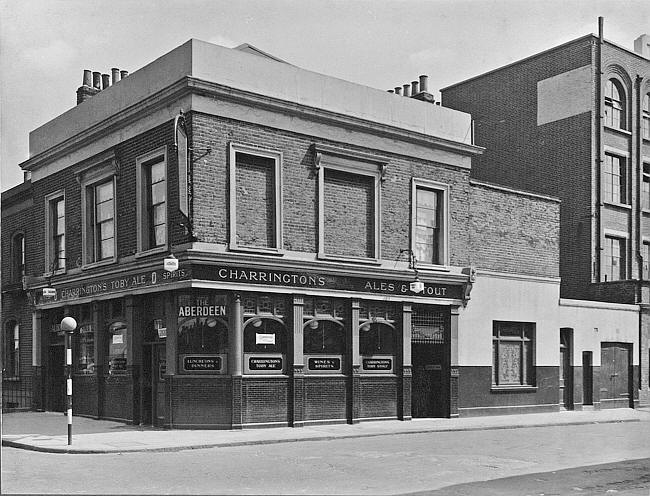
[3,419,650,494]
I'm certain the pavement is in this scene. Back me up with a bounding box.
[2,407,649,454]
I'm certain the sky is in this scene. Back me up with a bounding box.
[1,0,649,192]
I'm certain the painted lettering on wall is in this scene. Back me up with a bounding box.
[178,305,227,317]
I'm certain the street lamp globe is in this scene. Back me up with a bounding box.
[61,316,77,333]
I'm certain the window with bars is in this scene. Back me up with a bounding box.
[411,308,446,344]
[604,236,626,282]
[604,78,625,130]
[603,154,626,204]
[492,321,535,387]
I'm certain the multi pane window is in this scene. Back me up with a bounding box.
[85,180,115,263]
[48,196,65,271]
[604,79,625,130]
[413,181,447,266]
[138,155,168,251]
[644,242,650,280]
[603,154,626,204]
[604,236,626,282]
[3,320,19,378]
[643,164,650,210]
[643,93,650,140]
[492,321,535,387]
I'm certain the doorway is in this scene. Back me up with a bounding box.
[600,342,632,408]
[47,344,66,412]
[411,307,449,418]
[141,342,166,426]
[582,351,593,406]
[559,328,573,409]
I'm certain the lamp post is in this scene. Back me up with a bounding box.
[60,316,77,445]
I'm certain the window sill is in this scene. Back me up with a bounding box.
[82,258,117,271]
[602,201,632,210]
[43,269,66,278]
[417,263,451,273]
[228,245,284,256]
[490,385,537,393]
[135,246,168,259]
[604,125,631,136]
[317,253,381,265]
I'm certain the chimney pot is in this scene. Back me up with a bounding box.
[111,68,121,84]
[82,70,92,87]
[387,89,394,93]
[402,84,410,97]
[92,71,101,89]
[411,80,419,95]
[120,70,129,79]
[101,74,110,89]
[394,87,402,95]
[419,75,429,93]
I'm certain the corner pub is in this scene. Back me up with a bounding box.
[4,38,638,429]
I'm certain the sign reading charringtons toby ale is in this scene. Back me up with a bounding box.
[40,263,462,304]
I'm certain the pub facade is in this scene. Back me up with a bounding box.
[2,39,639,427]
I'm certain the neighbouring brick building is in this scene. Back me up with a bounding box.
[1,38,639,426]
[442,20,650,406]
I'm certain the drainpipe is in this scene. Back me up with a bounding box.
[595,17,604,284]
[637,74,644,294]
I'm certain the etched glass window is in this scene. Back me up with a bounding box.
[492,321,535,386]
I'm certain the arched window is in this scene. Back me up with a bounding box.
[359,322,395,355]
[244,317,286,353]
[11,233,25,283]
[604,79,626,129]
[643,93,650,140]
[3,320,19,378]
[178,317,228,355]
[303,319,345,354]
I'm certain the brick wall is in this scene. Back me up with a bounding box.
[469,181,560,278]
[189,112,472,265]
[242,377,289,424]
[235,153,277,248]
[323,169,374,258]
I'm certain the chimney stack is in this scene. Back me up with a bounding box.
[120,70,129,79]
[634,34,650,59]
[111,68,121,84]
[411,80,419,95]
[419,75,428,93]
[394,86,402,95]
[92,71,101,89]
[76,69,100,104]
[402,84,410,97]
[101,73,111,89]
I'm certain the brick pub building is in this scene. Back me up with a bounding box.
[442,21,650,407]
[1,39,639,426]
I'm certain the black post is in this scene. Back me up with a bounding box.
[65,331,73,445]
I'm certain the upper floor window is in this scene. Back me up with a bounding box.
[643,93,650,140]
[643,163,650,210]
[412,179,449,266]
[11,233,25,283]
[604,79,626,130]
[45,192,65,273]
[603,154,626,204]
[84,179,116,264]
[136,148,167,253]
[3,320,19,379]
[643,241,650,280]
[229,143,282,252]
[604,235,626,282]
[314,144,386,262]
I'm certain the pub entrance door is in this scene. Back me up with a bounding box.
[141,342,166,426]
[600,343,632,408]
[47,339,66,413]
[411,307,449,418]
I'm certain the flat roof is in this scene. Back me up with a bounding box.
[27,39,474,161]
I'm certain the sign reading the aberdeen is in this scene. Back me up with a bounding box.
[54,268,190,302]
[201,266,462,298]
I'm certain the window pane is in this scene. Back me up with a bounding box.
[100,220,114,240]
[96,199,113,222]
[153,204,166,225]
[96,182,113,203]
[56,216,65,235]
[151,182,166,204]
[154,225,166,246]
[498,342,521,384]
[150,161,165,182]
